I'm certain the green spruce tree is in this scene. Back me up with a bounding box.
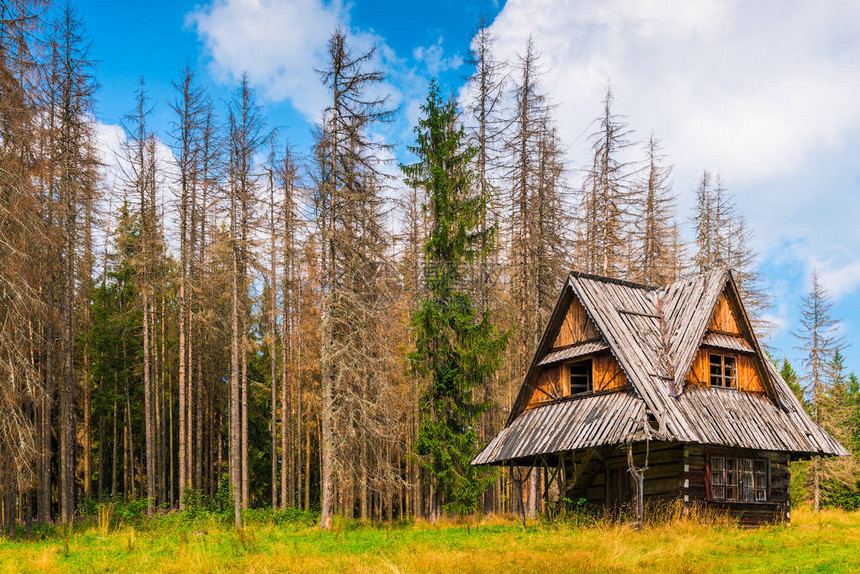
[403,81,507,518]
[846,372,860,455]
[779,358,807,411]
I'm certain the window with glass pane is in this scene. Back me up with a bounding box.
[754,460,768,501]
[725,458,738,500]
[709,353,738,389]
[741,458,754,501]
[709,454,768,502]
[709,355,723,386]
[710,456,725,500]
[724,356,737,388]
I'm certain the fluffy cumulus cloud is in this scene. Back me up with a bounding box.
[487,0,860,183]
[413,38,464,76]
[190,0,411,127]
[190,0,348,121]
[486,0,860,299]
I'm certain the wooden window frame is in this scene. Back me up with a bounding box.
[709,352,738,389]
[566,358,592,396]
[706,449,770,504]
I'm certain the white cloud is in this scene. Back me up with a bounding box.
[93,122,182,254]
[189,0,403,124]
[485,0,860,300]
[413,38,464,76]
[487,0,860,183]
[189,0,343,121]
[813,258,860,302]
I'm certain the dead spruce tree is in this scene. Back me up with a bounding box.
[629,134,679,285]
[51,5,99,522]
[227,76,264,528]
[0,0,46,534]
[502,37,570,516]
[690,171,770,333]
[169,66,207,509]
[465,15,507,315]
[506,36,549,382]
[277,142,302,509]
[315,29,394,527]
[265,137,279,509]
[120,79,161,514]
[579,85,634,278]
[796,271,842,511]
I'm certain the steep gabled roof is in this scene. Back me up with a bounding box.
[473,391,645,465]
[474,269,848,465]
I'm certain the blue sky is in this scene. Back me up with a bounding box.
[73,0,860,378]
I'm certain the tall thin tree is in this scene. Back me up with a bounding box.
[796,271,842,512]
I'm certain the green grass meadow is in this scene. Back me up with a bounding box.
[1,506,859,573]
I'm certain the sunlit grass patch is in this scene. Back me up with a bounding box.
[1,506,859,573]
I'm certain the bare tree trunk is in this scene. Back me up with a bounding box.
[178,270,187,508]
[295,278,303,510]
[169,370,174,504]
[111,373,118,499]
[230,195,242,528]
[81,197,93,503]
[305,417,311,511]
[627,444,644,531]
[241,342,249,509]
[137,89,156,514]
[41,319,53,519]
[319,111,335,528]
[159,273,168,505]
[60,184,75,522]
[280,250,290,509]
[268,155,278,509]
[97,376,104,500]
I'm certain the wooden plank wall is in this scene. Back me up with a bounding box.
[554,296,600,348]
[527,351,628,408]
[708,293,741,334]
[737,355,763,393]
[687,347,764,393]
[531,365,563,406]
[593,352,629,392]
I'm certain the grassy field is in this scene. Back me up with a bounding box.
[1,506,859,573]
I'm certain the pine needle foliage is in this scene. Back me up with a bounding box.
[403,81,508,517]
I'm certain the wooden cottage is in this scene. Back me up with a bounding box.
[472,269,848,524]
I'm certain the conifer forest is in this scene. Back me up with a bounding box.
[1,0,860,541]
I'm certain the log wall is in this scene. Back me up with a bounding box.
[564,442,790,524]
[568,442,682,506]
[682,444,789,524]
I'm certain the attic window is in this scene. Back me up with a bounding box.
[709,353,737,389]
[568,360,592,395]
[709,455,768,502]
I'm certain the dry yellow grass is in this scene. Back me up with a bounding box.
[1,507,858,573]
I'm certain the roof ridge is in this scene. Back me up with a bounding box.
[569,270,657,291]
[655,267,731,295]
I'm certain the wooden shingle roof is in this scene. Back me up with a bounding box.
[473,269,848,465]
